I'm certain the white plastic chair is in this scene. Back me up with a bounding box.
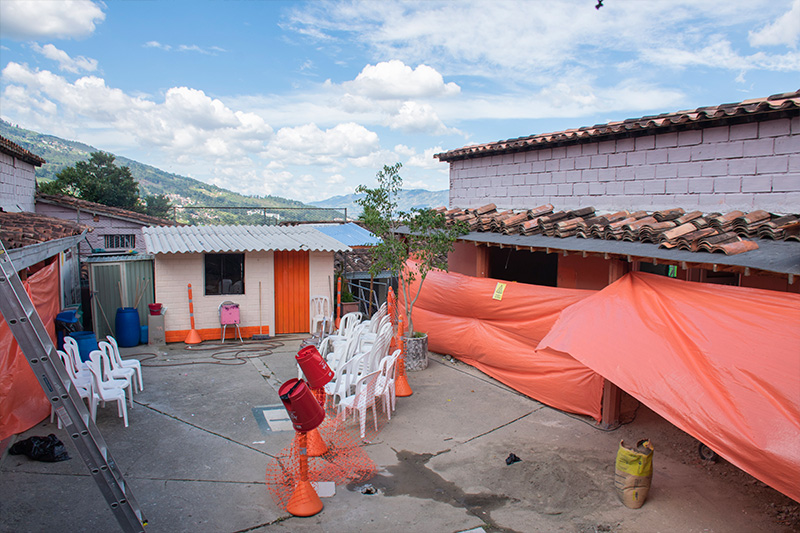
[375,349,400,419]
[310,295,332,341]
[51,350,97,429]
[63,336,88,374]
[325,349,367,406]
[337,369,381,439]
[359,322,393,377]
[106,336,143,392]
[87,350,130,427]
[97,342,134,407]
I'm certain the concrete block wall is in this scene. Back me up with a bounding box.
[35,203,150,255]
[449,116,800,214]
[0,152,36,212]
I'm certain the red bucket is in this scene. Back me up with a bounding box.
[278,379,325,432]
[296,346,334,388]
[148,303,163,315]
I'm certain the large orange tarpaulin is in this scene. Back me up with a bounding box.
[408,267,605,421]
[0,261,59,441]
[539,272,800,502]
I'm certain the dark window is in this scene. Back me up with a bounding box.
[103,234,135,249]
[488,248,558,287]
[205,253,245,295]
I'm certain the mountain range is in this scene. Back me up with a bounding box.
[0,119,447,223]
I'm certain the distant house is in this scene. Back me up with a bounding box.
[142,225,350,342]
[36,193,178,260]
[0,134,45,213]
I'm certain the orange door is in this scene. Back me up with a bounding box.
[274,250,310,334]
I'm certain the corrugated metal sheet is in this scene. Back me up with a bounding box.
[142,225,351,254]
[312,222,380,247]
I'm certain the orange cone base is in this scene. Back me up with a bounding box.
[286,480,323,517]
[185,329,202,344]
[396,374,413,397]
[305,427,328,457]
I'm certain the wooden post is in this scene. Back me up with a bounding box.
[601,258,629,427]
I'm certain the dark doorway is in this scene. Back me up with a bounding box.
[488,248,558,287]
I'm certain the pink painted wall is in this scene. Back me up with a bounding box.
[448,116,799,214]
[35,202,150,257]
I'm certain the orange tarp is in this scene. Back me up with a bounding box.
[408,266,605,421]
[540,272,800,502]
[0,261,59,441]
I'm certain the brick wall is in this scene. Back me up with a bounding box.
[35,203,150,256]
[0,152,36,213]
[449,116,800,214]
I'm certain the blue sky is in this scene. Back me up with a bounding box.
[1,0,798,203]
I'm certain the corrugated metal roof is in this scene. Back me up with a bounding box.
[312,222,380,247]
[142,225,351,254]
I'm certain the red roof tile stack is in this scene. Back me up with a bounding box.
[0,211,89,249]
[441,204,800,256]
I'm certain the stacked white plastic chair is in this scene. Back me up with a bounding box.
[106,336,144,392]
[337,369,381,439]
[87,350,130,427]
[374,349,400,419]
[97,342,134,408]
[309,295,333,342]
[51,349,97,428]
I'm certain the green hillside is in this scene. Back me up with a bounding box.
[310,189,449,218]
[0,119,342,225]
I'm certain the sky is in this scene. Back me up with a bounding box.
[0,1,798,203]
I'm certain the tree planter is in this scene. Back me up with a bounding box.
[403,333,428,371]
[340,301,359,315]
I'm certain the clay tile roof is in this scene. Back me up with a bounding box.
[443,204,800,258]
[36,194,179,227]
[0,135,46,167]
[0,211,90,249]
[435,91,800,162]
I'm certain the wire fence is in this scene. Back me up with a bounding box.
[170,205,348,225]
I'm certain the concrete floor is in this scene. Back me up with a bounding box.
[1,334,796,533]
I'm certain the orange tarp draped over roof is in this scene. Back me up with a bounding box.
[540,272,800,502]
[0,261,58,441]
[407,265,605,421]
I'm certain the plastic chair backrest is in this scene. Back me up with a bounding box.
[219,301,240,325]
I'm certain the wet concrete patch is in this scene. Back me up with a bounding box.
[350,449,519,533]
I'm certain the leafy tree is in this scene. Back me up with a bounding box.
[143,194,173,218]
[39,151,140,211]
[356,163,467,336]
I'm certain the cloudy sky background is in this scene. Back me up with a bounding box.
[1,0,798,202]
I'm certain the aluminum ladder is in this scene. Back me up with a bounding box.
[0,242,147,532]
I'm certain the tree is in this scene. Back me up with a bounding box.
[142,194,172,218]
[39,151,140,211]
[356,163,467,336]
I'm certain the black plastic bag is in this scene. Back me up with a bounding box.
[9,434,71,462]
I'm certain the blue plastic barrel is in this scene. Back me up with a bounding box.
[115,307,141,347]
[68,331,98,362]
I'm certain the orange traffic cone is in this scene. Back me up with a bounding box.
[388,288,412,397]
[285,432,323,517]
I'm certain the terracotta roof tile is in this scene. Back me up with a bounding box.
[0,135,46,166]
[444,203,800,256]
[0,211,89,249]
[435,91,800,162]
[36,194,178,227]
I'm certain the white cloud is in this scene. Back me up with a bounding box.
[265,122,380,165]
[749,0,800,47]
[144,41,171,51]
[0,63,273,161]
[387,101,453,134]
[405,146,446,170]
[0,0,105,40]
[31,43,98,73]
[288,0,795,84]
[344,60,460,99]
